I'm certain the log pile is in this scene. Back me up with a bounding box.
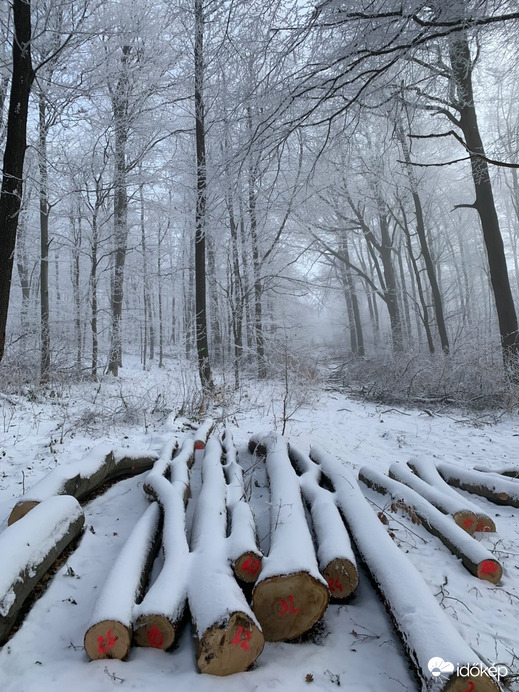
[437,462,519,508]
[249,433,329,641]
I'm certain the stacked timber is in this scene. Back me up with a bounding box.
[310,445,501,692]
[359,466,502,583]
[84,503,162,660]
[249,433,329,641]
[222,429,263,583]
[188,437,264,675]
[0,496,85,645]
[408,457,496,532]
[289,445,359,599]
[8,444,158,525]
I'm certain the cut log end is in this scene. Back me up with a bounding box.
[475,515,496,533]
[322,558,359,599]
[444,671,501,692]
[252,572,329,642]
[476,559,502,584]
[196,611,264,676]
[194,441,206,450]
[84,620,131,661]
[233,552,262,583]
[7,500,41,526]
[452,510,477,535]
[133,614,177,651]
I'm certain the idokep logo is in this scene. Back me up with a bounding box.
[428,657,455,679]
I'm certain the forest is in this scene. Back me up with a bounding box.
[1,0,519,405]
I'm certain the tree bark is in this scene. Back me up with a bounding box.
[0,0,34,363]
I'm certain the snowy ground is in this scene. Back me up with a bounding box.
[0,360,518,691]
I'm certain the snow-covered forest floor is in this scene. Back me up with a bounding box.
[0,358,518,692]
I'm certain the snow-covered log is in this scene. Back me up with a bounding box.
[222,429,262,583]
[310,446,501,692]
[144,436,193,505]
[8,444,158,525]
[388,463,478,534]
[359,466,502,584]
[194,418,215,450]
[133,475,190,650]
[437,462,519,508]
[408,457,496,533]
[188,437,264,675]
[473,465,519,479]
[0,496,85,645]
[84,503,161,661]
[289,446,358,599]
[248,433,329,641]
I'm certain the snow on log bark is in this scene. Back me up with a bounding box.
[133,474,190,650]
[310,446,501,692]
[222,429,262,583]
[408,457,496,533]
[388,463,478,534]
[248,433,329,641]
[84,503,161,661]
[474,465,519,479]
[359,467,502,584]
[8,444,159,525]
[289,445,358,599]
[0,496,85,645]
[194,418,215,450]
[144,436,193,504]
[437,462,519,508]
[188,437,264,675]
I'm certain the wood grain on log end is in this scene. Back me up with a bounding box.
[84,620,132,661]
[133,614,177,650]
[476,559,502,584]
[196,611,264,676]
[475,515,496,533]
[234,552,262,583]
[252,572,329,642]
[322,558,359,599]
[7,500,40,526]
[444,671,501,691]
[452,510,477,534]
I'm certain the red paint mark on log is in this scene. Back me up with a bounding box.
[97,629,116,655]
[328,577,343,593]
[464,682,475,692]
[241,557,260,575]
[277,595,300,615]
[480,560,499,575]
[147,625,164,648]
[231,625,251,651]
[194,441,205,450]
[462,518,475,529]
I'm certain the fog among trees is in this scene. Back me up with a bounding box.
[1,0,519,406]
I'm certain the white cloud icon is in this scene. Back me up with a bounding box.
[428,657,455,678]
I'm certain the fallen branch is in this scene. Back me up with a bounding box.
[388,463,477,533]
[408,457,496,532]
[310,445,500,692]
[9,444,158,525]
[222,429,262,583]
[188,437,264,675]
[359,466,502,583]
[249,433,329,641]
[84,503,162,661]
[289,445,358,599]
[0,496,85,645]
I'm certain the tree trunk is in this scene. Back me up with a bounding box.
[194,0,213,390]
[449,32,519,370]
[0,0,34,363]
[38,92,51,381]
